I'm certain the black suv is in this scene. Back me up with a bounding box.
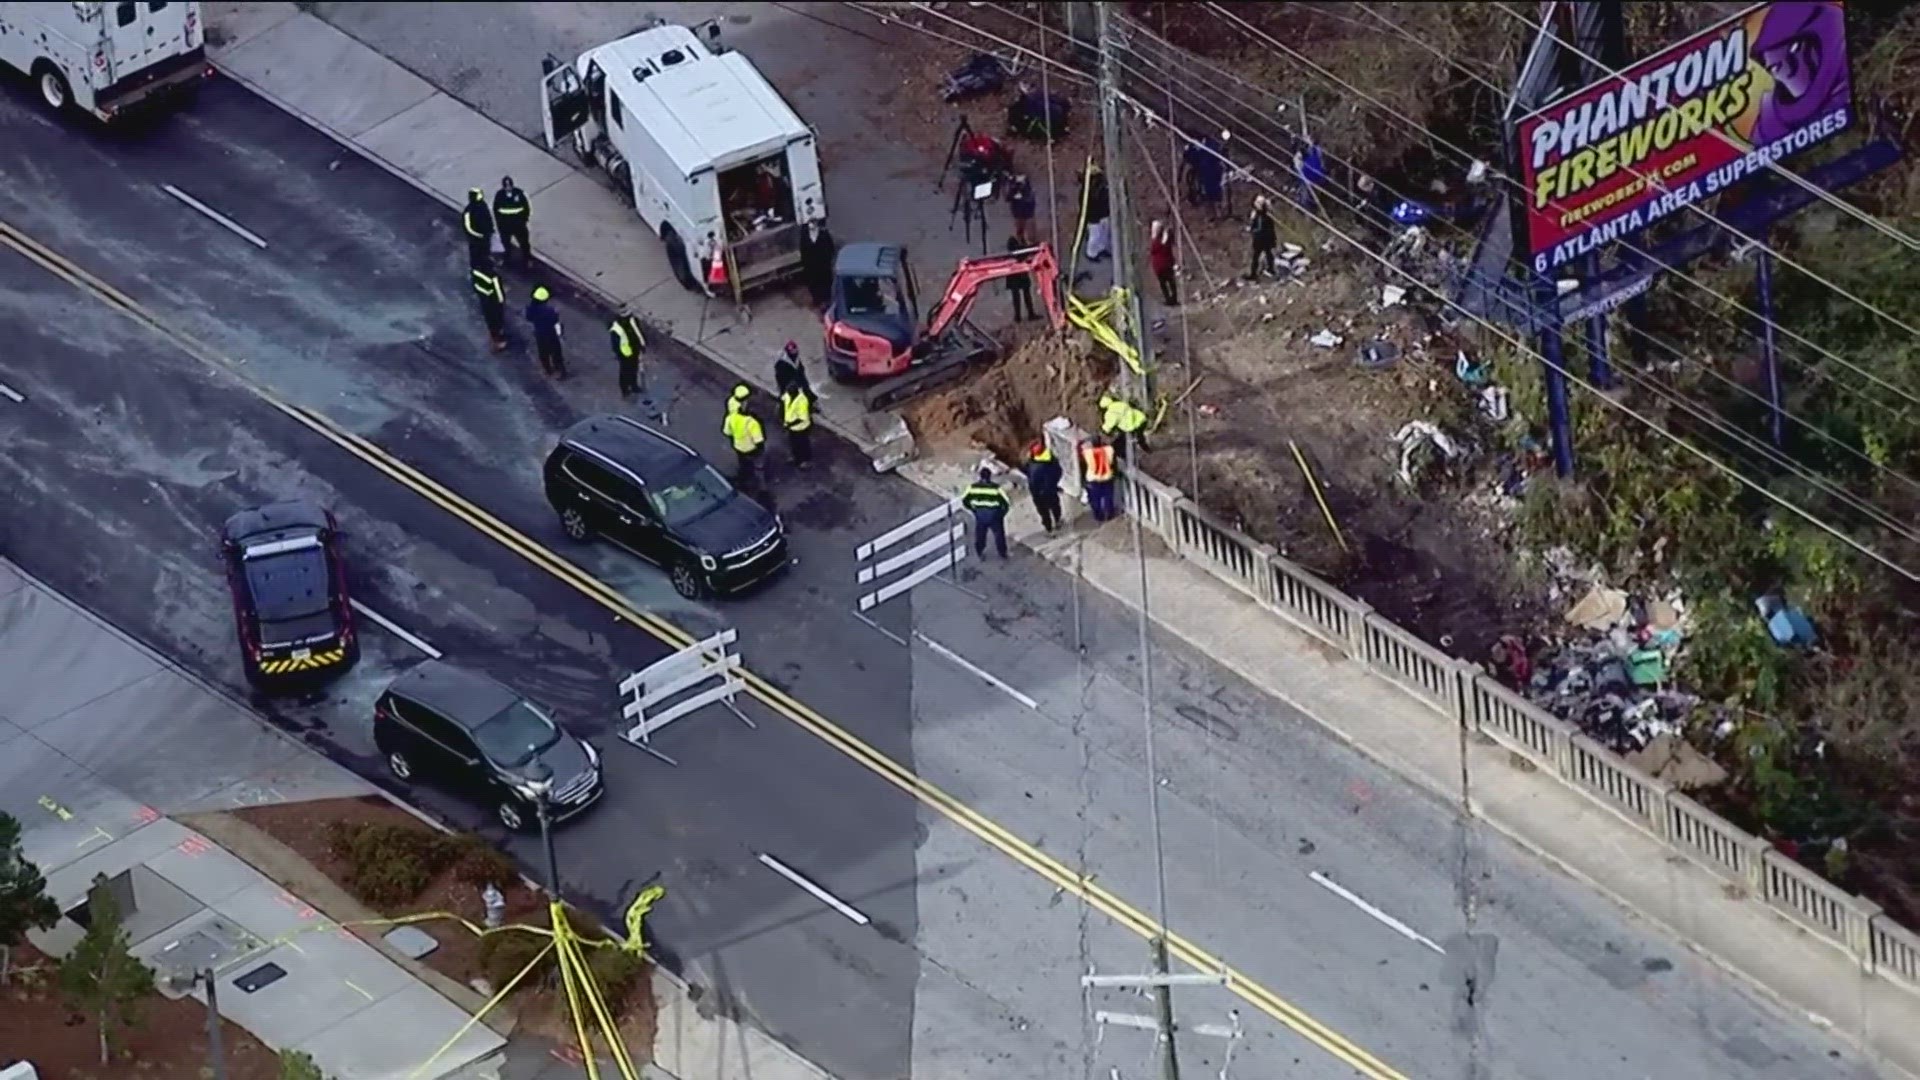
[544,415,788,598]
[219,500,357,686]
[373,661,603,832]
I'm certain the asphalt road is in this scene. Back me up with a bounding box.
[0,68,1885,1080]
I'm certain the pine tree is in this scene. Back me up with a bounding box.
[58,873,155,1065]
[0,811,60,985]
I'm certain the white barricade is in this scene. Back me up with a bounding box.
[618,628,752,765]
[853,498,969,641]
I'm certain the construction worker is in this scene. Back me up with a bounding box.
[493,175,531,268]
[526,285,567,379]
[472,265,507,351]
[1099,393,1150,458]
[774,340,811,398]
[781,385,813,469]
[610,306,646,397]
[722,391,766,487]
[1023,440,1063,533]
[1081,434,1117,523]
[727,383,751,417]
[962,468,1011,559]
[462,188,495,268]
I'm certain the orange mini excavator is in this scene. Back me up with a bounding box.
[822,241,1064,411]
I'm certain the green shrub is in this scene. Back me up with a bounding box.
[325,822,454,907]
[451,834,520,892]
[584,945,649,1007]
[477,929,552,993]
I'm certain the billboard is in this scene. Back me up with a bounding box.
[1516,1,1853,274]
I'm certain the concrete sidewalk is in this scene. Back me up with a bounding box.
[205,1,964,461]
[0,555,828,1080]
[0,558,504,1080]
[196,3,1920,1075]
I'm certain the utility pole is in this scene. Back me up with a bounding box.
[1095,1,1155,407]
[1094,9,1175,1080]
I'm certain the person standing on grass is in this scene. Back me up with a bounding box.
[1246,194,1278,280]
[1148,220,1178,307]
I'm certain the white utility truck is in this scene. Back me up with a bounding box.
[540,21,825,296]
[0,1,208,120]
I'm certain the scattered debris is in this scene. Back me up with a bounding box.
[1393,420,1460,486]
[1381,284,1407,307]
[1310,329,1344,348]
[1564,585,1628,631]
[1757,594,1819,648]
[1356,340,1399,369]
[1629,733,1729,790]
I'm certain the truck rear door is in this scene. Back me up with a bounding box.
[539,55,591,151]
[105,1,184,74]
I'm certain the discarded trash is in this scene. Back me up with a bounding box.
[1381,284,1407,307]
[1198,403,1221,417]
[1756,594,1818,647]
[1310,329,1344,348]
[1454,350,1490,386]
[1392,420,1460,485]
[1628,647,1667,686]
[482,882,506,929]
[1478,386,1511,422]
[1628,733,1728,790]
[1356,340,1399,369]
[1564,585,1629,630]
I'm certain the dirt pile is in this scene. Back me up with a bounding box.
[906,330,1115,461]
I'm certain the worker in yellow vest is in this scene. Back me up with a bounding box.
[1099,394,1150,458]
[722,391,766,488]
[609,307,646,397]
[781,387,813,469]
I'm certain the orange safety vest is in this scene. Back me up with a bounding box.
[1082,444,1114,481]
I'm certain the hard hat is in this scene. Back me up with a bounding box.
[732,384,751,401]
[783,340,799,357]
[1029,441,1046,456]
[1099,394,1116,407]
[469,187,485,200]
[532,286,551,301]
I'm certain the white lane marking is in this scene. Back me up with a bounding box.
[757,853,870,926]
[0,382,22,403]
[161,184,270,249]
[913,631,1040,710]
[350,599,442,659]
[1309,871,1445,955]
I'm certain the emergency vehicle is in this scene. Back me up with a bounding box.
[0,1,209,121]
[540,20,825,295]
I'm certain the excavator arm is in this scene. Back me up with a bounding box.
[922,243,1064,340]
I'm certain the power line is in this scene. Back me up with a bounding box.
[1489,0,1920,256]
[997,2,1920,508]
[840,0,1920,580]
[1199,2,1920,416]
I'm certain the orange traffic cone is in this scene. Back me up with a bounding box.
[706,246,728,289]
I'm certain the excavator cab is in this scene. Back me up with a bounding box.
[824,242,921,382]
[824,241,1064,410]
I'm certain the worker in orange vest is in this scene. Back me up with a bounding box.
[1080,435,1117,522]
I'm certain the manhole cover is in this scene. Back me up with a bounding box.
[233,961,288,994]
[384,925,440,960]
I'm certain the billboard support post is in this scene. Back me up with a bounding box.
[1581,250,1614,389]
[1533,271,1579,478]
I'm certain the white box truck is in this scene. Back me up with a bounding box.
[0,1,209,120]
[540,21,825,296]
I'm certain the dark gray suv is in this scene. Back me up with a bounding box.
[373,661,603,831]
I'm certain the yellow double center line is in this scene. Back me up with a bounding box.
[0,218,1408,1079]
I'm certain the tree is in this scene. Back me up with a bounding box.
[0,810,60,985]
[58,873,155,1065]
[280,1048,333,1080]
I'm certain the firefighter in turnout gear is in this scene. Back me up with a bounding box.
[493,176,531,268]
[610,307,646,397]
[462,188,495,268]
[781,386,813,469]
[472,266,507,351]
[963,468,1012,559]
[722,390,767,489]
